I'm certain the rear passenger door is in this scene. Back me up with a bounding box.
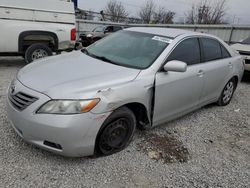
[198,37,233,105]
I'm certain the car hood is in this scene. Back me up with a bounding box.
[86,31,104,37]
[231,43,250,52]
[17,51,140,99]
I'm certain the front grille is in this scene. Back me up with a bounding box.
[9,92,38,111]
[245,59,250,64]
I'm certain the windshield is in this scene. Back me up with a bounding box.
[92,26,105,32]
[84,30,170,69]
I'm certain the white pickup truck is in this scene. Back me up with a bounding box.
[0,0,76,63]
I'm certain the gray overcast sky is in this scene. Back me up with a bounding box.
[78,0,250,24]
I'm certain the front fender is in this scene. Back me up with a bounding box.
[91,77,154,118]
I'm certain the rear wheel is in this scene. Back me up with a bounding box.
[95,107,136,156]
[25,44,52,63]
[217,78,236,106]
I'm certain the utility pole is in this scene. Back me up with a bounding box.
[232,15,236,24]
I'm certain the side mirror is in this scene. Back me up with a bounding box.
[163,60,187,72]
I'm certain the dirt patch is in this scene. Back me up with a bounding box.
[137,133,189,163]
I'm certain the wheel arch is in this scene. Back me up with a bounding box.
[123,102,151,129]
[95,102,151,144]
[232,75,239,87]
[18,31,59,53]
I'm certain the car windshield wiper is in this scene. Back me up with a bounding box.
[81,48,89,55]
[82,49,120,66]
[93,55,119,65]
[89,54,119,65]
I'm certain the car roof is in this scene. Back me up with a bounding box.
[125,27,201,38]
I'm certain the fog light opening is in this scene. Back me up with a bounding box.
[16,128,23,136]
[43,141,62,150]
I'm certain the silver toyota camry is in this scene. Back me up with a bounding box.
[7,28,244,157]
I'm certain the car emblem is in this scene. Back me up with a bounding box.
[10,84,16,94]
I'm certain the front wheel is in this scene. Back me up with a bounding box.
[217,78,237,106]
[25,44,52,63]
[95,107,136,156]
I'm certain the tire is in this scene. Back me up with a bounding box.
[25,43,52,63]
[95,107,136,156]
[217,78,237,106]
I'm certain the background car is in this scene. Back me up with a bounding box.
[231,37,250,72]
[0,0,76,63]
[79,25,123,46]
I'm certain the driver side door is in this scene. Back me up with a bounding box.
[153,37,205,126]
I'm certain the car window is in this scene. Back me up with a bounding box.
[201,38,222,62]
[114,26,122,32]
[221,44,231,58]
[167,38,201,65]
[106,26,114,32]
[93,26,105,32]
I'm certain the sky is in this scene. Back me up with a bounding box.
[78,0,250,24]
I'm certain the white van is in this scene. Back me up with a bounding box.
[0,0,76,63]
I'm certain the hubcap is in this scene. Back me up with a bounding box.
[31,49,48,60]
[99,118,131,154]
[222,81,234,104]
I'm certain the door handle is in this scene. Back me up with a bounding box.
[197,70,204,77]
[228,62,233,68]
[5,9,10,14]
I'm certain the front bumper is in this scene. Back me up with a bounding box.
[58,41,75,52]
[6,80,111,157]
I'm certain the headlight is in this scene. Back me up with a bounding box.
[87,34,93,38]
[37,99,100,114]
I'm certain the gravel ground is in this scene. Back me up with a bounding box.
[0,57,249,188]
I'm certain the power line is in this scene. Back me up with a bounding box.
[116,1,143,9]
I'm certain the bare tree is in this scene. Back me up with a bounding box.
[104,0,128,22]
[186,0,227,24]
[153,7,175,24]
[138,0,155,23]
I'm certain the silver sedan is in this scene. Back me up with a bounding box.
[7,27,244,157]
